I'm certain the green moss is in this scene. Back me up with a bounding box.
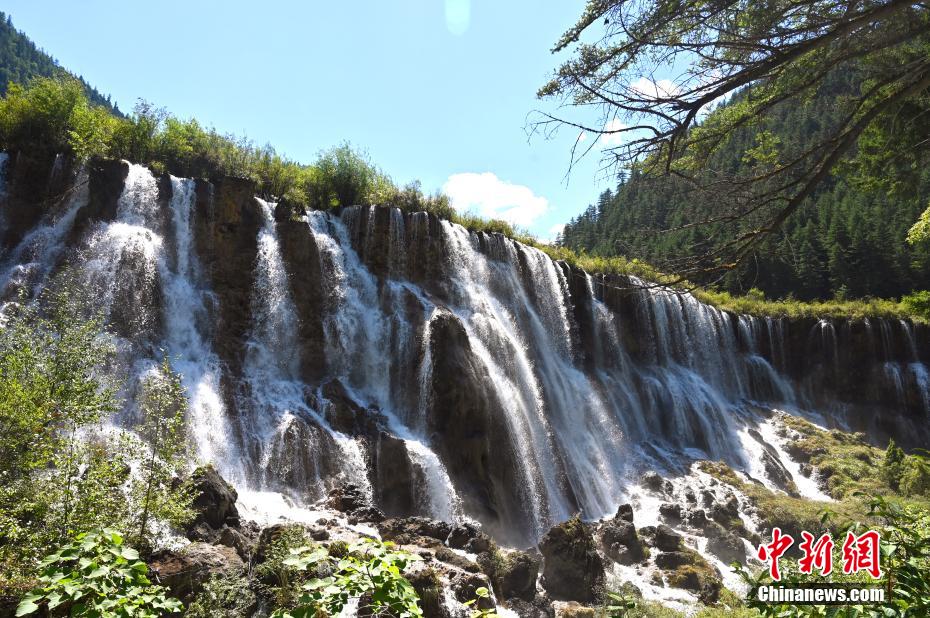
[664,549,719,592]
[698,460,858,540]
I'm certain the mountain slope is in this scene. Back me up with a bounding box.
[0,11,118,113]
[559,70,930,301]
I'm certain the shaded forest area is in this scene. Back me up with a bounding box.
[559,70,930,301]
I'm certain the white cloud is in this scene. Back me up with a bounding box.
[629,77,681,99]
[444,0,471,36]
[600,118,627,146]
[547,223,565,242]
[442,172,549,228]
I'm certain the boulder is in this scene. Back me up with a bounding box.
[407,568,449,618]
[614,503,634,523]
[654,551,694,570]
[553,601,596,618]
[328,482,370,513]
[641,471,664,491]
[507,598,555,618]
[538,517,604,603]
[652,525,681,552]
[599,519,645,565]
[498,551,540,601]
[450,572,495,610]
[434,546,481,573]
[659,503,682,522]
[218,526,251,560]
[447,523,493,554]
[189,465,239,531]
[378,516,452,544]
[149,542,243,601]
[704,522,746,565]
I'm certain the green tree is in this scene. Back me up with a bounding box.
[539,0,930,277]
[131,358,194,549]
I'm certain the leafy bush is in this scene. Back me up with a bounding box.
[901,290,930,321]
[253,525,316,609]
[271,538,423,618]
[185,574,256,618]
[0,282,194,598]
[16,529,181,617]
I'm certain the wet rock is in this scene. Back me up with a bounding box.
[599,519,645,565]
[435,546,480,573]
[189,465,239,530]
[654,548,721,604]
[507,598,554,618]
[498,551,540,601]
[659,503,682,522]
[538,517,604,603]
[351,506,386,523]
[370,431,418,516]
[149,542,243,601]
[553,601,596,618]
[192,175,262,376]
[651,525,681,552]
[407,568,449,618]
[447,523,493,554]
[705,522,746,565]
[451,572,495,609]
[686,509,708,528]
[426,311,531,542]
[709,494,740,522]
[641,471,664,491]
[614,503,634,523]
[328,483,370,513]
[654,551,694,570]
[378,516,452,544]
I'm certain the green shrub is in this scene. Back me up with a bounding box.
[185,574,256,618]
[271,538,423,618]
[16,529,181,617]
[901,290,930,320]
[253,525,316,610]
[0,281,194,598]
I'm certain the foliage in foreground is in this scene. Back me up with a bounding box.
[271,538,423,618]
[0,282,194,601]
[734,496,930,618]
[15,529,181,618]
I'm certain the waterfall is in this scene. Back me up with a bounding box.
[159,176,235,476]
[0,169,88,304]
[306,209,463,521]
[242,200,371,501]
[6,162,929,546]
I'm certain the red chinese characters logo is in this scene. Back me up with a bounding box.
[756,529,882,581]
[842,530,882,578]
[756,527,794,581]
[798,531,833,576]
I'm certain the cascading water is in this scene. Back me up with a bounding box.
[0,169,88,311]
[159,176,234,474]
[3,159,928,548]
[306,209,463,522]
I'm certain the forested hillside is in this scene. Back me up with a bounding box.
[559,70,930,301]
[0,11,117,113]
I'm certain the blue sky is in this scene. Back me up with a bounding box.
[3,0,626,239]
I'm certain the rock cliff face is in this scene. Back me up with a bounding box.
[1,152,928,550]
